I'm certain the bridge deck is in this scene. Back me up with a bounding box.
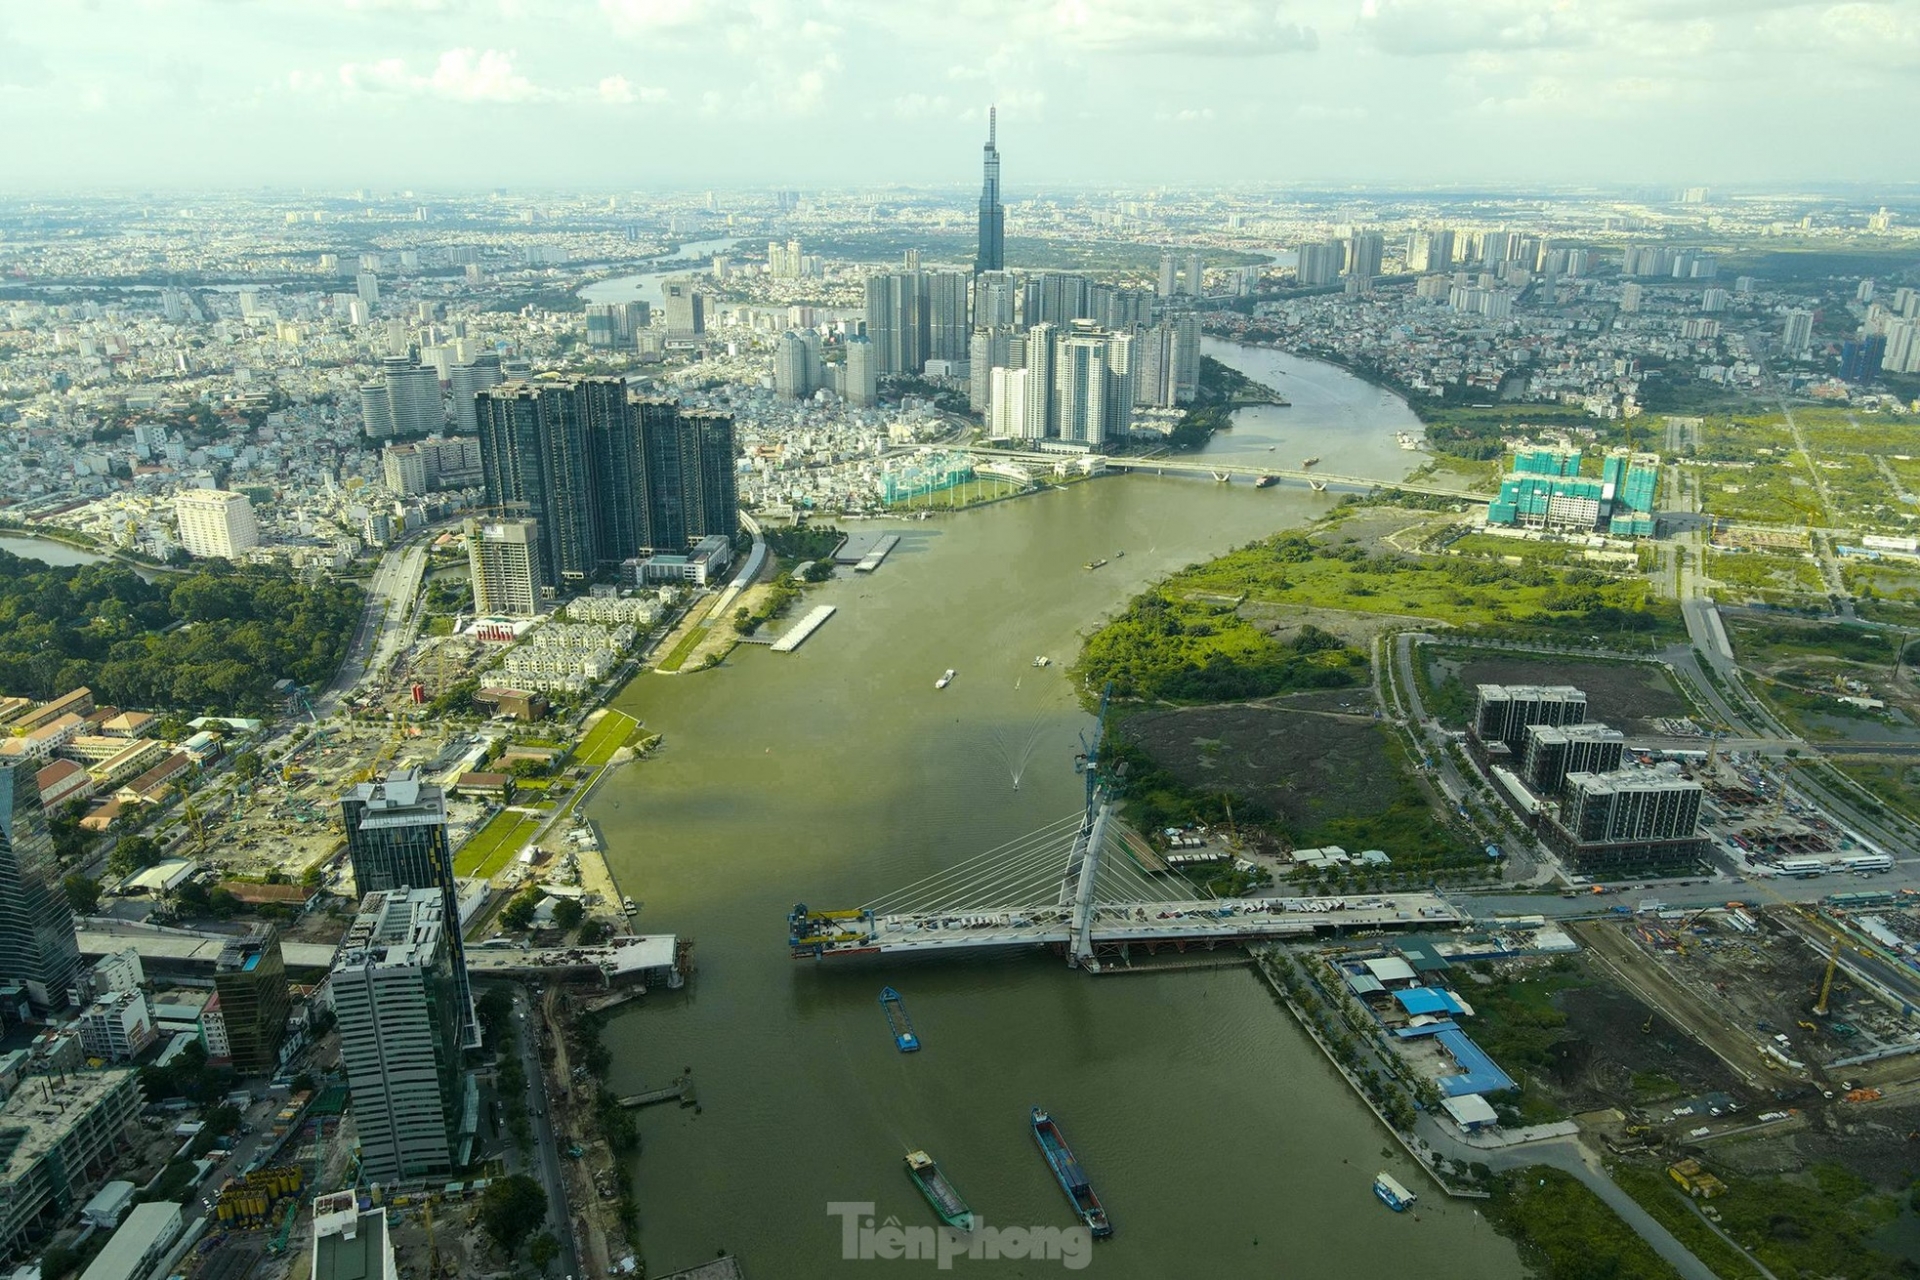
[792,893,1463,959]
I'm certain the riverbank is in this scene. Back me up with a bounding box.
[579,345,1530,1278]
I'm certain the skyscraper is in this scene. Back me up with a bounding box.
[212,927,290,1075]
[465,517,542,617]
[1184,253,1203,297]
[927,272,971,362]
[449,355,504,435]
[975,106,1004,275]
[972,271,1017,328]
[864,271,929,374]
[1157,253,1177,299]
[845,336,877,408]
[1346,232,1384,289]
[1054,323,1132,447]
[774,330,821,399]
[359,357,444,440]
[663,281,704,336]
[330,889,467,1183]
[1782,309,1814,355]
[339,772,478,1049]
[1025,273,1091,327]
[1023,321,1057,440]
[0,760,80,1011]
[476,381,603,585]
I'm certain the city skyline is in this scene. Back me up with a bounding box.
[4,1,1918,190]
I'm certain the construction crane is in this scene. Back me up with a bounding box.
[1736,860,1870,1018]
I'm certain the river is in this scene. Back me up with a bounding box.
[589,345,1517,1278]
[0,532,112,567]
[578,238,740,309]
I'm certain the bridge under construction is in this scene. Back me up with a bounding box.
[788,694,1465,972]
[958,446,1490,504]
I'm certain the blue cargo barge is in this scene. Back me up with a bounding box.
[880,986,920,1052]
[1030,1107,1112,1238]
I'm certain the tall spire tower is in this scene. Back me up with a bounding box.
[975,105,1004,275]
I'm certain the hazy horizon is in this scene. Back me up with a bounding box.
[4,0,1918,191]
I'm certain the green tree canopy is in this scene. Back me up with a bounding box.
[63,873,102,915]
[551,898,585,932]
[477,1174,547,1255]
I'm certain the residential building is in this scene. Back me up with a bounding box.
[844,336,876,408]
[1023,321,1057,439]
[382,444,429,496]
[0,1068,144,1263]
[585,302,647,350]
[972,271,1016,328]
[774,330,821,400]
[928,272,971,363]
[448,357,504,435]
[1296,241,1344,287]
[1552,770,1705,874]
[1523,723,1626,796]
[1157,252,1177,299]
[1472,685,1587,755]
[1054,323,1132,446]
[329,889,468,1184]
[1346,231,1384,289]
[465,518,542,618]
[359,357,443,440]
[338,773,475,1048]
[211,927,290,1075]
[0,759,81,1011]
[75,990,155,1063]
[987,365,1031,440]
[173,490,260,560]
[864,271,928,375]
[975,107,1004,275]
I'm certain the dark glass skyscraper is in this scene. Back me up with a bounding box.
[479,380,739,569]
[340,772,478,1049]
[0,759,81,1011]
[975,106,1004,275]
[212,926,290,1075]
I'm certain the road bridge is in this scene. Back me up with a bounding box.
[787,703,1464,970]
[958,446,1488,502]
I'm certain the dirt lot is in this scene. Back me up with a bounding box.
[1550,981,1747,1111]
[1424,650,1691,734]
[1119,695,1403,831]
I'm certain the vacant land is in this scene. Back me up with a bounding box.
[1115,693,1471,864]
[1420,650,1691,734]
[576,710,640,766]
[454,808,540,878]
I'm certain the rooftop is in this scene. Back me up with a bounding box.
[333,888,448,972]
[0,1068,140,1187]
[79,1202,180,1280]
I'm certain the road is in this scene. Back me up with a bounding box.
[513,985,581,1280]
[320,542,429,716]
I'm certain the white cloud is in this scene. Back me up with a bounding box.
[335,47,543,101]
[1361,0,1592,57]
[596,74,667,104]
[1043,0,1318,54]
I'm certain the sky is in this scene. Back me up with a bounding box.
[4,0,1918,192]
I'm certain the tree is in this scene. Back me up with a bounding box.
[40,1245,77,1280]
[528,1232,560,1271]
[231,750,262,781]
[501,891,541,931]
[476,986,515,1047]
[64,873,102,915]
[551,898,585,932]
[477,1174,547,1255]
[108,835,165,877]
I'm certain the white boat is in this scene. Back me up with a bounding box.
[1032,656,1050,668]
[936,669,956,689]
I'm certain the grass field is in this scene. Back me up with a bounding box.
[576,710,639,766]
[454,808,541,878]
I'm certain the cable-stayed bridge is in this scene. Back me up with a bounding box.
[786,809,1464,974]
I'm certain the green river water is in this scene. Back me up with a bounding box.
[591,345,1525,1279]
